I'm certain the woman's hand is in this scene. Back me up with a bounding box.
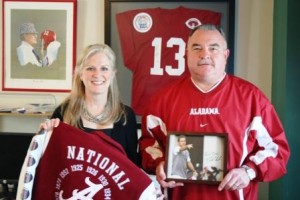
[39,118,60,134]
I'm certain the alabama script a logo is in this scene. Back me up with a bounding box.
[59,177,103,200]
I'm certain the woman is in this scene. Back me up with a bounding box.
[42,44,140,166]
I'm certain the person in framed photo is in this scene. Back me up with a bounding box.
[199,166,222,182]
[170,135,198,180]
[40,29,61,66]
[139,24,290,200]
[16,22,41,66]
[16,22,61,67]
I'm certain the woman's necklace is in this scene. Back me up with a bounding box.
[82,105,106,124]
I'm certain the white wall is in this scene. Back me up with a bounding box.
[235,0,273,98]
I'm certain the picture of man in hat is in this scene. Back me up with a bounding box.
[16,22,42,66]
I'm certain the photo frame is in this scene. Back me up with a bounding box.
[2,0,77,92]
[165,132,227,184]
[105,0,235,117]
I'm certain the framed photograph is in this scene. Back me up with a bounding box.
[105,0,235,117]
[2,0,77,92]
[165,132,227,184]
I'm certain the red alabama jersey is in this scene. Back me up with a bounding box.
[139,75,290,200]
[116,6,221,115]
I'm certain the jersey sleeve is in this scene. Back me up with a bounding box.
[16,129,52,200]
[242,93,290,182]
[138,93,168,173]
[115,11,137,71]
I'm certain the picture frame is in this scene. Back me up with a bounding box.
[104,0,235,116]
[2,0,77,92]
[165,132,227,184]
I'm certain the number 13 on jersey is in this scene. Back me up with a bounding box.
[150,37,186,76]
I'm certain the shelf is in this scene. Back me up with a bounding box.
[0,93,56,115]
[0,112,52,117]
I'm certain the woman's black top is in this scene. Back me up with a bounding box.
[51,104,140,167]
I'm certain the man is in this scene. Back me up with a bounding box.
[16,23,41,66]
[170,135,198,179]
[139,24,290,199]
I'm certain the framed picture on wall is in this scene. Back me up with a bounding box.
[104,0,235,117]
[165,132,228,184]
[2,0,77,92]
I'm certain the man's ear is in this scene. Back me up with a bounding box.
[224,49,230,59]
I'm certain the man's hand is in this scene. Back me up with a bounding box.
[218,167,250,191]
[156,161,184,188]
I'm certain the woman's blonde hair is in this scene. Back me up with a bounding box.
[61,44,126,128]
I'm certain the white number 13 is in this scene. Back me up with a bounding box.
[150,37,185,76]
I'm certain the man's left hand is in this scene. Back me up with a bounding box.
[218,167,250,191]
